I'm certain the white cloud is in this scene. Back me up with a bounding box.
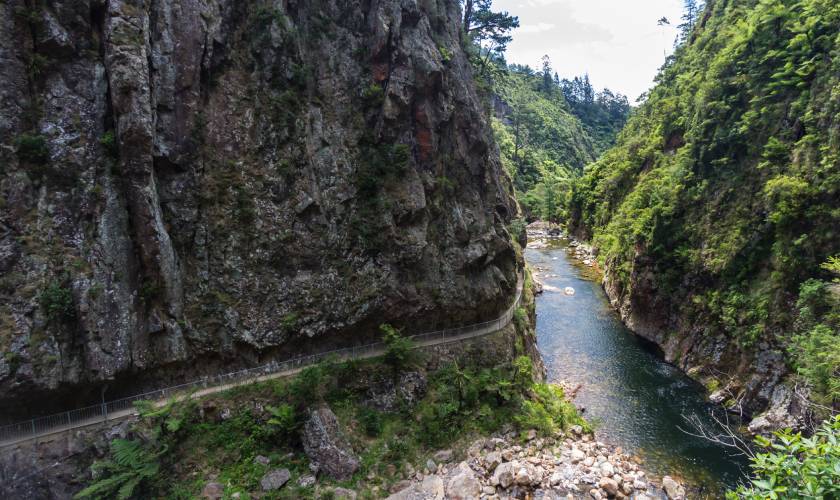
[494,0,684,99]
[517,22,556,34]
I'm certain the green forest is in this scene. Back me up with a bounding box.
[491,60,630,221]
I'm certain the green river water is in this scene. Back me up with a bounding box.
[527,239,749,497]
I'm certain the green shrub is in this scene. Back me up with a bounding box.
[381,324,415,376]
[15,133,49,164]
[790,324,839,408]
[727,416,840,499]
[281,312,299,331]
[358,407,384,437]
[383,434,411,463]
[266,403,298,440]
[438,45,452,63]
[288,364,328,405]
[361,83,385,108]
[821,255,840,282]
[40,281,74,323]
[100,130,118,158]
[513,307,528,333]
[515,383,586,435]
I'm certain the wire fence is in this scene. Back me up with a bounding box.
[0,274,523,447]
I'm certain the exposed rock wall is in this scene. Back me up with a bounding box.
[0,0,519,418]
[600,265,806,433]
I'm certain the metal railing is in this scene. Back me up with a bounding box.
[0,273,523,447]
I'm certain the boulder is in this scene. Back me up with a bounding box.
[386,475,445,500]
[200,482,224,499]
[491,462,517,488]
[445,463,481,499]
[301,405,360,480]
[332,487,358,499]
[570,448,586,464]
[747,384,802,435]
[662,476,686,500]
[599,477,619,497]
[391,480,412,493]
[513,466,533,486]
[298,475,316,488]
[483,451,502,470]
[433,449,454,463]
[260,469,291,491]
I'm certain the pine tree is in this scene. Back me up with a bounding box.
[677,0,703,45]
[541,55,554,95]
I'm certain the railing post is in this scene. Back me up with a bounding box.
[31,419,35,435]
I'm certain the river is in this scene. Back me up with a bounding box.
[526,238,749,496]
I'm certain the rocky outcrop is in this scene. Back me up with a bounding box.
[600,257,809,433]
[301,404,360,480]
[0,0,519,418]
[365,371,428,412]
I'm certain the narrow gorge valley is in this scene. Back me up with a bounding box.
[1,0,838,499]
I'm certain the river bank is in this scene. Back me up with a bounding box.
[388,426,680,500]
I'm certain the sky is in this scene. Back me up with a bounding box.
[492,0,685,100]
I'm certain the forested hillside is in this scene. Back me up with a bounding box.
[570,0,840,423]
[492,61,629,221]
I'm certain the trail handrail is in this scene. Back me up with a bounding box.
[0,272,524,447]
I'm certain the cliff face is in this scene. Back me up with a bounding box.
[0,0,519,417]
[569,0,840,431]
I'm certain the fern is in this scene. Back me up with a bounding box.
[74,439,161,499]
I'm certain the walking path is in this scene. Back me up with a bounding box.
[0,273,523,449]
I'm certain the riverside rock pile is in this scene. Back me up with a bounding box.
[524,225,597,270]
[566,240,597,268]
[387,427,682,500]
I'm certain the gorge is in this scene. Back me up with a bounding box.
[1,0,838,499]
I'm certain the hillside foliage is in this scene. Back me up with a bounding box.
[492,62,629,221]
[568,0,840,409]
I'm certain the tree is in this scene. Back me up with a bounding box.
[541,55,554,95]
[677,0,703,45]
[461,0,519,74]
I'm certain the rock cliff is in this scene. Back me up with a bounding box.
[0,0,519,418]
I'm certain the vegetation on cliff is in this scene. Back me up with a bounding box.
[568,0,840,412]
